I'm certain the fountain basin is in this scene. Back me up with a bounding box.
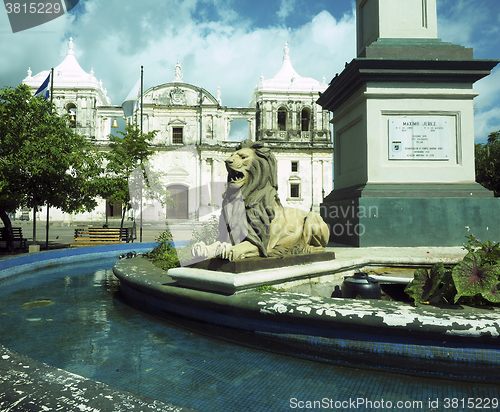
[0,244,199,412]
[113,253,500,383]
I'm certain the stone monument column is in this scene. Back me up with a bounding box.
[317,0,500,247]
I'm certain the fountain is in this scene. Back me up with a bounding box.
[114,141,499,382]
[1,244,499,412]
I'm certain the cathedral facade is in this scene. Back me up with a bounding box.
[22,39,333,223]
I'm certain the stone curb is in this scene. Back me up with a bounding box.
[0,345,199,412]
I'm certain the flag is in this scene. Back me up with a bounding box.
[34,73,50,100]
[122,78,141,118]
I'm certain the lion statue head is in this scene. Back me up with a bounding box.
[217,139,281,257]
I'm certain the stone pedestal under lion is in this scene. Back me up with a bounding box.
[192,140,330,261]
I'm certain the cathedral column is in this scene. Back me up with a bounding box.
[247,118,255,140]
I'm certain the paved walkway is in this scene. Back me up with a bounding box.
[1,217,468,263]
[1,219,468,264]
[0,220,197,259]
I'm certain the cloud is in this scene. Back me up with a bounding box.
[437,0,483,47]
[437,0,500,142]
[0,9,74,87]
[0,0,350,115]
[277,0,296,22]
[474,67,500,111]
[437,0,500,57]
[12,1,353,110]
[474,106,500,143]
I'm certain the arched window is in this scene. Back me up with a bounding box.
[66,103,76,128]
[301,108,311,132]
[277,107,287,131]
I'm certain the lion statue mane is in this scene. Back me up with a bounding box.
[192,139,330,261]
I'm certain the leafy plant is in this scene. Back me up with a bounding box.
[0,84,104,249]
[148,215,221,270]
[102,124,173,231]
[405,236,500,306]
[452,252,500,303]
[475,130,500,197]
[148,227,180,271]
[463,234,500,266]
[191,215,220,245]
[404,263,454,305]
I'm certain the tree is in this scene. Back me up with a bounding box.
[0,84,104,252]
[103,123,171,230]
[476,131,500,197]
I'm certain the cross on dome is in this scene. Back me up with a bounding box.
[284,42,290,57]
[68,37,75,55]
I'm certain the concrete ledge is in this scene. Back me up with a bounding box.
[113,255,500,382]
[168,248,464,294]
[0,344,199,412]
[188,251,336,273]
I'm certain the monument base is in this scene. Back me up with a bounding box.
[187,251,336,274]
[321,183,500,247]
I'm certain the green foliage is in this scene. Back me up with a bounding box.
[463,234,500,266]
[405,236,500,306]
[191,215,220,245]
[475,130,500,196]
[148,227,180,271]
[404,263,454,305]
[101,124,173,228]
[0,84,103,211]
[256,285,286,292]
[452,252,500,303]
[0,84,104,249]
[148,215,220,269]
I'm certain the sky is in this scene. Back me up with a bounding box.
[0,0,499,143]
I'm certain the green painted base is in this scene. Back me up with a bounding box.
[321,190,500,247]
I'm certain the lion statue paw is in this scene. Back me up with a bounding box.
[192,241,224,259]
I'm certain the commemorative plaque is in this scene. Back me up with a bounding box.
[389,118,449,160]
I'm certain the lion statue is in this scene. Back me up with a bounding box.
[191,139,330,261]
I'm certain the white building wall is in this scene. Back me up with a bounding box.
[19,42,333,224]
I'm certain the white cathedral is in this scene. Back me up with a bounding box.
[22,38,333,223]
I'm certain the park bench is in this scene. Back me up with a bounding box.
[71,228,134,247]
[0,227,27,249]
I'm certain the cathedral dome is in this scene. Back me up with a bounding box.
[255,43,326,94]
[23,38,111,105]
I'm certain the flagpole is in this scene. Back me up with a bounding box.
[140,66,143,243]
[46,67,54,250]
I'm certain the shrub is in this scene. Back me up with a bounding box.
[148,227,180,271]
[148,216,220,270]
[405,235,500,306]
